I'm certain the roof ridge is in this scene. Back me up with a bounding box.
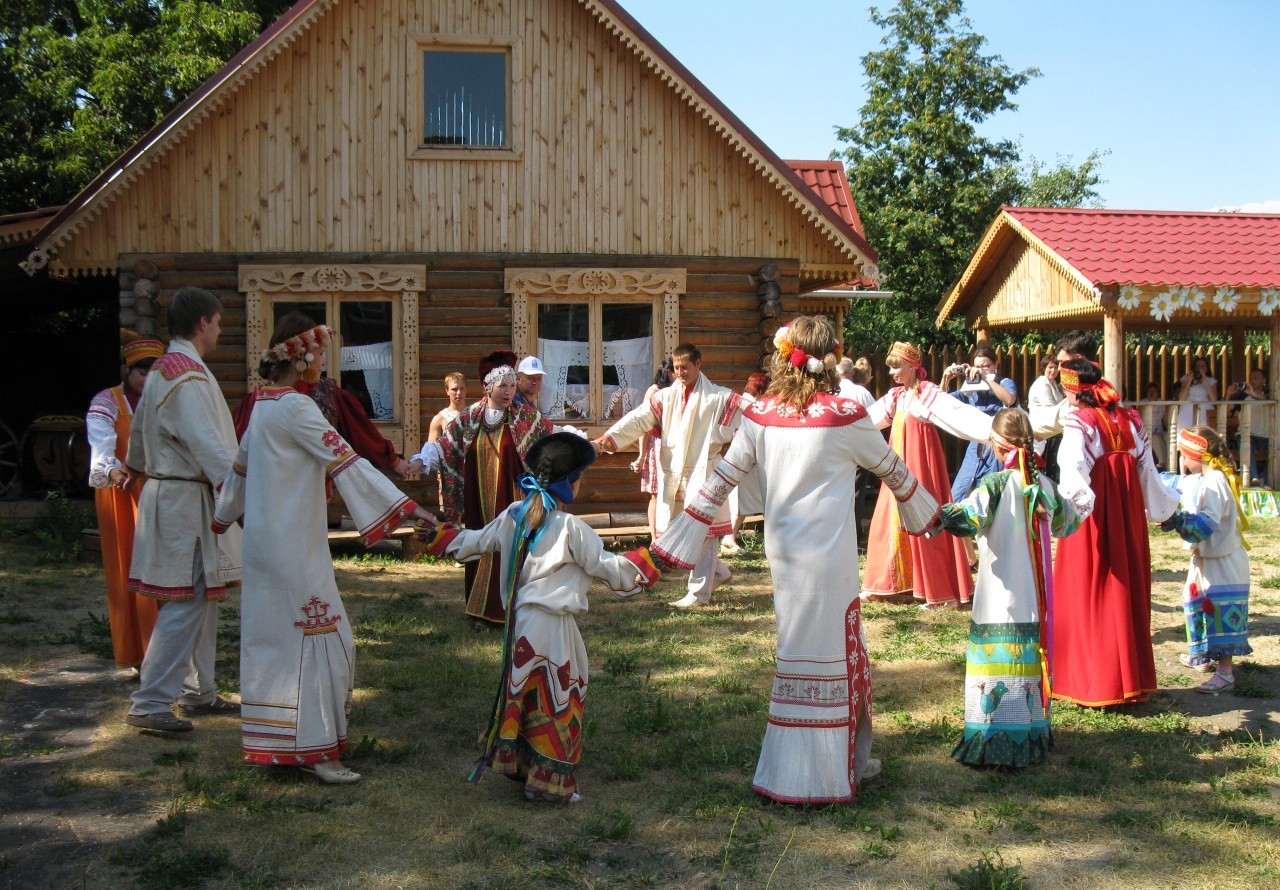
[24,0,877,280]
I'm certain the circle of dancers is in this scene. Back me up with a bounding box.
[98,292,1252,802]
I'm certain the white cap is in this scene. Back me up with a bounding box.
[517,356,545,376]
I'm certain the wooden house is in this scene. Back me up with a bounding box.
[20,0,877,515]
[936,207,1280,487]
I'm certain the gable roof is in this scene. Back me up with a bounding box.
[1000,207,1280,288]
[23,0,877,280]
[785,161,866,239]
[938,206,1280,329]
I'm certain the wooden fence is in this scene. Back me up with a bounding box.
[846,342,1274,488]
[847,342,1272,402]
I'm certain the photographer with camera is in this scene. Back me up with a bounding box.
[941,346,1018,504]
[1176,356,1218,433]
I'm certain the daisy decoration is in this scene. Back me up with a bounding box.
[1260,287,1280,317]
[1211,287,1239,313]
[1182,286,1205,312]
[1117,284,1142,310]
[1149,290,1176,322]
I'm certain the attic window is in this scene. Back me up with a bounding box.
[424,50,505,146]
[410,36,521,161]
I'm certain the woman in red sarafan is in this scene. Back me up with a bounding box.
[1050,359,1179,707]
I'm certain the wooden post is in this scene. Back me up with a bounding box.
[1103,306,1124,400]
[1271,314,1279,488]
[1231,328,1245,384]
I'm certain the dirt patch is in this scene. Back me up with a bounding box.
[0,655,161,887]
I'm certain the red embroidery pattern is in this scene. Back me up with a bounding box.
[747,394,868,428]
[152,352,205,381]
[294,596,343,635]
[321,429,350,457]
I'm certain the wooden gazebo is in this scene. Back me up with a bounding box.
[937,207,1280,486]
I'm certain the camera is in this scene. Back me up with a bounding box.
[945,363,967,376]
[1192,369,1203,382]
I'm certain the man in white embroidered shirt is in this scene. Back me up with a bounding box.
[123,286,242,733]
[592,344,742,608]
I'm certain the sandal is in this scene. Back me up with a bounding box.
[180,695,241,716]
[1196,673,1235,694]
[299,762,362,784]
[1179,653,1216,673]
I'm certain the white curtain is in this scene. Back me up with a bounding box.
[537,335,653,420]
[340,341,394,420]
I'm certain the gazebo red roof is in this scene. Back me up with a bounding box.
[1005,207,1280,289]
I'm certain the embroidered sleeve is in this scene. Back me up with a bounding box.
[566,515,647,596]
[1057,411,1098,519]
[651,424,757,569]
[939,470,1007,538]
[86,388,121,487]
[1132,412,1179,522]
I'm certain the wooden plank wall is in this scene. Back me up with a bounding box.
[60,0,855,277]
[121,251,802,516]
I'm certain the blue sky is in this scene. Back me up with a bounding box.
[620,0,1280,212]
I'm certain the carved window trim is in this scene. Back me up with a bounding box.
[505,267,684,429]
[240,264,425,456]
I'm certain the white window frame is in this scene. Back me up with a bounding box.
[239,264,425,455]
[506,267,684,432]
[408,34,522,161]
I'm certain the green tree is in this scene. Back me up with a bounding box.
[0,0,282,215]
[836,0,1101,350]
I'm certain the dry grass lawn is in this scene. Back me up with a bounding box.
[1,508,1278,889]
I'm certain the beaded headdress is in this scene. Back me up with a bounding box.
[261,324,333,373]
[483,365,517,391]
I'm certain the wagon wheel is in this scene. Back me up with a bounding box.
[0,421,19,498]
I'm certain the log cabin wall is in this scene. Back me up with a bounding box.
[56,0,855,274]
[121,250,802,516]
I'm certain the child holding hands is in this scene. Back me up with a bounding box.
[938,408,1079,767]
[1163,426,1252,694]
[418,432,660,802]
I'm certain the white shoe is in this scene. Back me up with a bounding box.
[668,593,703,609]
[860,757,882,781]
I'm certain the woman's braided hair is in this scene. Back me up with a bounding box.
[991,407,1037,484]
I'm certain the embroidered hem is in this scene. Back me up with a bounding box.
[952,727,1053,768]
[242,738,347,766]
[128,578,228,602]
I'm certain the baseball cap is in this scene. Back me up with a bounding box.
[517,356,546,376]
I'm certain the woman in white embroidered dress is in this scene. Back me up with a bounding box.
[653,316,939,804]
[214,320,433,784]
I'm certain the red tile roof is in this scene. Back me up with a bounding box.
[1005,207,1280,288]
[786,161,866,238]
